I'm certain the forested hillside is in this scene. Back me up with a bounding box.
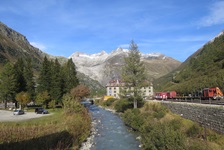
[0,22,103,92]
[154,31,224,94]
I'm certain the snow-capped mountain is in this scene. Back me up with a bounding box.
[69,48,181,85]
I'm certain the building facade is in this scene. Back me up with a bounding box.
[106,79,154,99]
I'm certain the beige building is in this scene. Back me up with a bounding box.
[106,79,153,99]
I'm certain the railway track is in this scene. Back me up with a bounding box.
[161,98,224,105]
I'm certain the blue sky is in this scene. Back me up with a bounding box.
[0,0,224,62]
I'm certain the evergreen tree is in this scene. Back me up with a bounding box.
[37,56,52,93]
[14,58,26,93]
[23,58,35,100]
[50,59,64,103]
[0,63,17,108]
[121,40,146,108]
[63,58,79,93]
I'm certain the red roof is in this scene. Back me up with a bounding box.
[106,79,124,87]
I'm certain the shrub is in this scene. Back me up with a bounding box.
[122,108,144,131]
[114,99,133,112]
[121,102,224,150]
[103,98,116,106]
[186,123,202,138]
[141,123,186,150]
[169,119,182,131]
[144,102,168,119]
[187,140,207,150]
[62,93,84,114]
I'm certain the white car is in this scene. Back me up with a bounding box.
[13,110,25,115]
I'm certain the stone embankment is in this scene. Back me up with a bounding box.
[162,101,224,134]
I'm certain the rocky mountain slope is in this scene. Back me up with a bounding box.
[0,22,44,69]
[69,48,181,85]
[0,22,103,90]
[154,30,224,93]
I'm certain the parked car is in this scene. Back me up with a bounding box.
[13,110,25,115]
[35,108,48,114]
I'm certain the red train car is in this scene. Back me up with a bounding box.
[203,87,223,100]
[155,91,177,100]
[155,92,168,100]
[167,91,177,99]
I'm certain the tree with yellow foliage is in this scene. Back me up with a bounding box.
[15,91,31,109]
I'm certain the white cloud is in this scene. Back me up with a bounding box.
[140,35,211,44]
[30,42,47,50]
[199,1,224,26]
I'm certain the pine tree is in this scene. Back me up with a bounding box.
[63,58,79,93]
[50,59,64,103]
[37,56,52,93]
[23,58,35,100]
[0,63,17,108]
[121,40,146,108]
[14,58,26,93]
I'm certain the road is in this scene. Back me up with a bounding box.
[0,110,51,122]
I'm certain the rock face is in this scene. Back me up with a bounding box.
[0,22,29,44]
[0,22,67,67]
[0,22,50,69]
[69,48,181,85]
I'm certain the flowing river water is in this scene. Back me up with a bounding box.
[80,104,140,150]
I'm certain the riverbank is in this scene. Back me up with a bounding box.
[95,98,224,149]
[80,116,97,150]
[80,104,140,150]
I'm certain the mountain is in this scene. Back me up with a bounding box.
[0,22,43,70]
[153,31,224,93]
[69,48,181,85]
[0,21,181,90]
[0,22,103,91]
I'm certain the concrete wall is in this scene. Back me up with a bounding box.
[162,102,224,134]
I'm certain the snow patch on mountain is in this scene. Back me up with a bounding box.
[141,53,162,59]
[69,47,168,85]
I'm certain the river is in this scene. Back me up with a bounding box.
[80,104,140,150]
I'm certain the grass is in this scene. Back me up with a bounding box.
[0,108,91,150]
[120,102,224,150]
